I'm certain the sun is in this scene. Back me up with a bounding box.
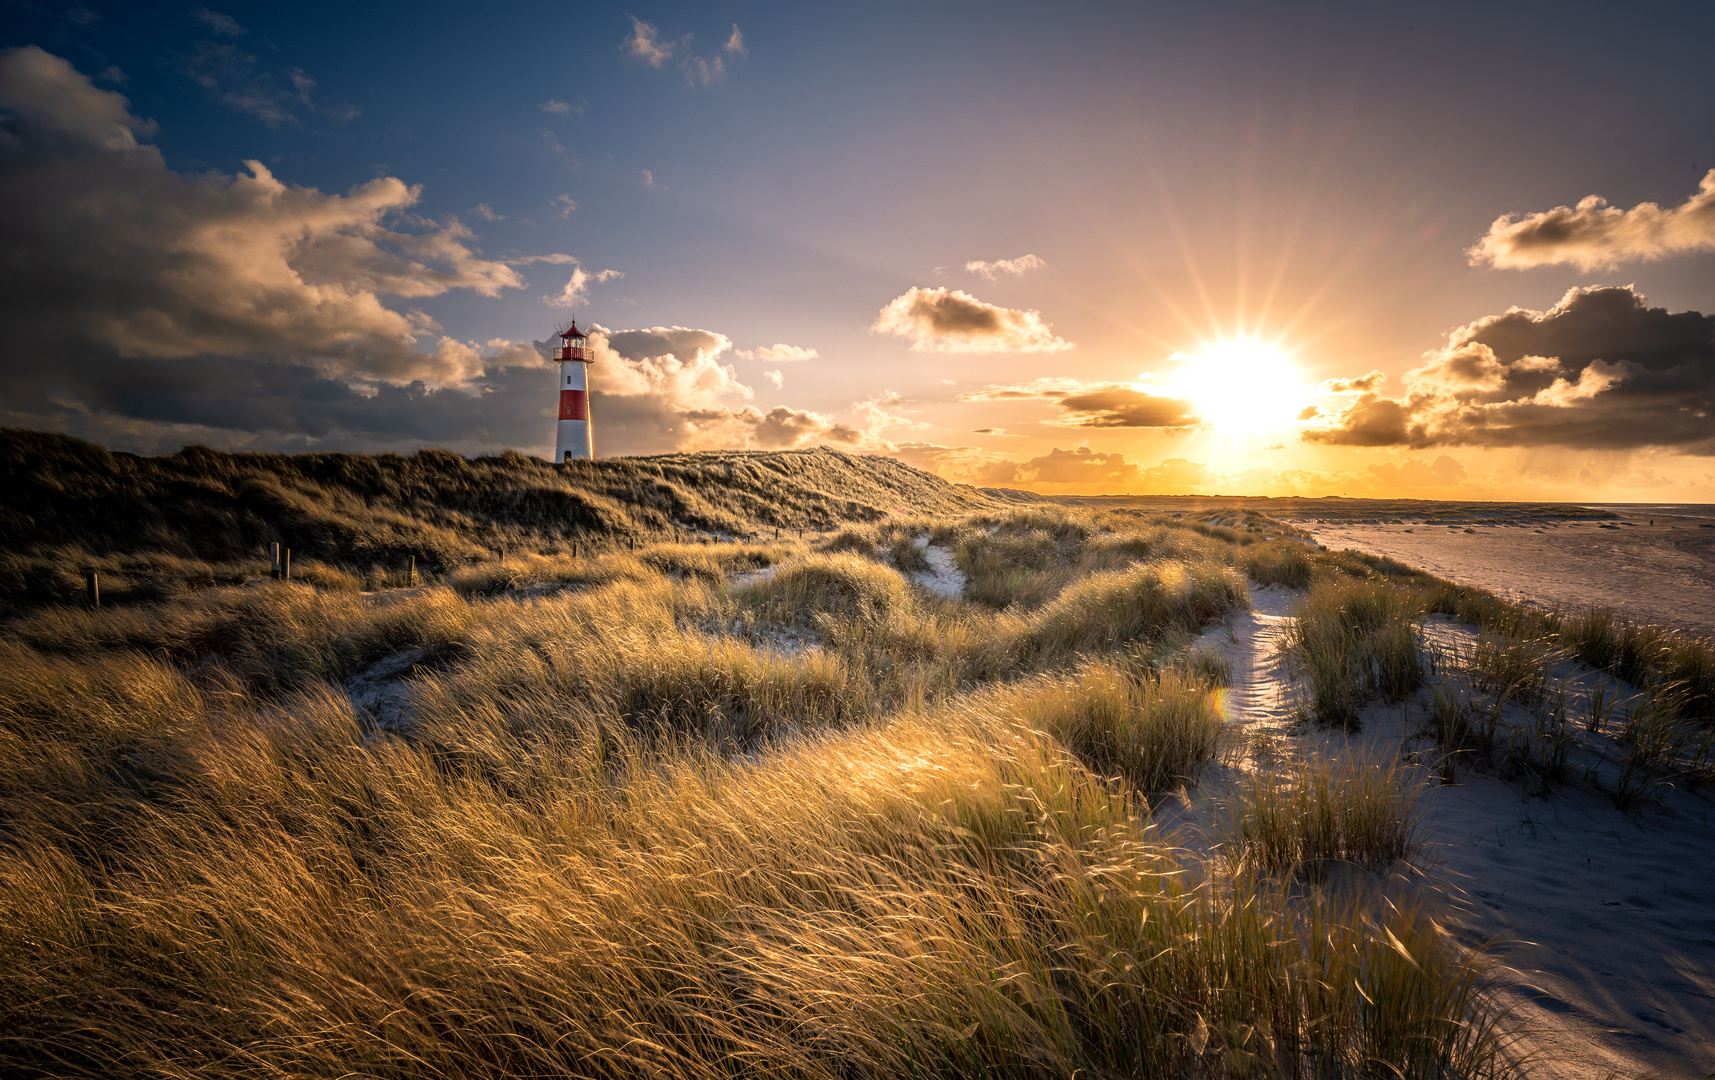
[1158,338,1306,433]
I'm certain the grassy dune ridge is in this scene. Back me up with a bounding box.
[0,428,1002,614]
[0,444,1522,1078]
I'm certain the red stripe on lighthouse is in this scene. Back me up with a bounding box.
[559,389,588,420]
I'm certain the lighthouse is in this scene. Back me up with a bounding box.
[553,321,593,461]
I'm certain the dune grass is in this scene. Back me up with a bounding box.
[1279,579,1426,728]
[0,471,1521,1078]
[1218,754,1427,876]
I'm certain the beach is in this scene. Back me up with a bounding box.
[1281,505,1715,640]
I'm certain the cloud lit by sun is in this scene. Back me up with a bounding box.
[1157,338,1308,433]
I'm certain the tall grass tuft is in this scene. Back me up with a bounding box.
[1241,540,1316,588]
[987,659,1225,796]
[1280,579,1425,727]
[1220,755,1426,876]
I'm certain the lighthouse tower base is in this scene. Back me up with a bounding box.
[556,418,591,462]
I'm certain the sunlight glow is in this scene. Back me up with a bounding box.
[1159,339,1307,433]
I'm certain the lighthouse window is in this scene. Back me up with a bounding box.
[566,376,572,385]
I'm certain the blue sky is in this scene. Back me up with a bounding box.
[4,0,1714,497]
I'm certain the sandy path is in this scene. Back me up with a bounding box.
[1188,589,1715,1080]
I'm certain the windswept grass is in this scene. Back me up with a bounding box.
[1242,540,1316,589]
[4,582,479,695]
[0,663,1510,1080]
[1219,755,1426,876]
[1280,579,1425,727]
[0,466,1520,1078]
[985,659,1225,796]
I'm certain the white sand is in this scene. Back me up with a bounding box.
[906,534,967,598]
[1182,587,1715,1080]
[343,647,428,734]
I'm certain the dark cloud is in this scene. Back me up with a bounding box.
[872,287,1071,353]
[1305,286,1715,452]
[0,50,856,458]
[959,377,1196,428]
[1054,387,1199,428]
[1470,169,1715,270]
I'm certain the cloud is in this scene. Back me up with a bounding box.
[959,377,1196,428]
[538,99,580,116]
[626,17,676,68]
[999,448,1208,491]
[191,8,245,36]
[872,287,1072,353]
[0,48,562,446]
[624,17,743,87]
[1052,387,1199,428]
[587,326,859,453]
[0,50,862,459]
[1318,371,1386,393]
[1365,455,1467,487]
[545,264,624,307]
[683,56,726,88]
[965,254,1045,279]
[549,193,577,217]
[957,377,1089,401]
[1004,448,1147,488]
[1304,286,1715,452]
[889,442,1019,484]
[734,343,819,362]
[762,369,783,389]
[171,25,358,128]
[1470,170,1715,270]
[472,202,504,221]
[0,45,157,149]
[890,442,1215,494]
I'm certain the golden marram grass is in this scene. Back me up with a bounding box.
[19,433,1714,1077]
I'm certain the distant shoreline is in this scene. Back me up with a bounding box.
[1023,494,1715,639]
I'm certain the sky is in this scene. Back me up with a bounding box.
[3,0,1713,500]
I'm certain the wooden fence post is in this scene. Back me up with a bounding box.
[408,555,416,587]
[85,571,99,610]
[283,549,290,581]
[270,542,281,580]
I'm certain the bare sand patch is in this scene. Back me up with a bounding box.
[905,534,966,598]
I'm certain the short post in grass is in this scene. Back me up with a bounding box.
[283,549,290,581]
[270,542,281,580]
[85,571,99,610]
[408,554,416,587]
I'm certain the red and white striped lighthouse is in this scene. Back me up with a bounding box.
[553,321,593,461]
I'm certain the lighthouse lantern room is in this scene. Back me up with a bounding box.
[553,321,593,461]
